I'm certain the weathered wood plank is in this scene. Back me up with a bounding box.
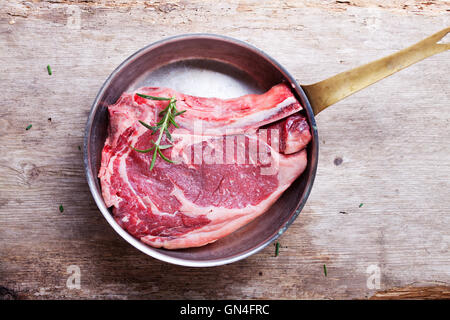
[0,0,449,299]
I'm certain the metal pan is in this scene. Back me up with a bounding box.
[84,28,449,267]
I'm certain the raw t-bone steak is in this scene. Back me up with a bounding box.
[99,83,311,249]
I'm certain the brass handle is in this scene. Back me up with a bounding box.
[302,27,450,115]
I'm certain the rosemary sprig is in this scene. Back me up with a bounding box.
[130,94,186,170]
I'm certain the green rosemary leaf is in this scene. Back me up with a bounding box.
[149,148,158,170]
[275,242,280,257]
[168,115,179,128]
[158,148,175,163]
[158,144,173,150]
[136,93,171,101]
[165,128,172,141]
[174,110,186,117]
[130,145,155,153]
[47,65,52,75]
[138,120,158,132]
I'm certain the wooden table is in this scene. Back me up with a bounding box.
[1,0,449,300]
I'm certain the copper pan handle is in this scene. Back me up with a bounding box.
[302,27,450,116]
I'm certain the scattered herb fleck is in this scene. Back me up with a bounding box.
[47,65,52,75]
[59,204,64,213]
[48,117,52,122]
[339,211,348,214]
[78,145,81,151]
[323,264,327,276]
[130,94,185,170]
[25,124,32,130]
[275,242,280,257]
[359,203,364,208]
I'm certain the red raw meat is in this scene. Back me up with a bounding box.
[99,83,311,249]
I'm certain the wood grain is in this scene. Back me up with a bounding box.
[370,285,450,299]
[0,0,449,299]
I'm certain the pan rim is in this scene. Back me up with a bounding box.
[84,33,319,267]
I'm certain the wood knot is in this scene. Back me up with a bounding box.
[23,163,41,181]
